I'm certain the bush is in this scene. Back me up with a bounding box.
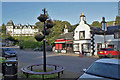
[19,41,43,49]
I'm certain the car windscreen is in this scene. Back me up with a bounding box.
[100,48,114,51]
[86,62,120,79]
[3,48,13,51]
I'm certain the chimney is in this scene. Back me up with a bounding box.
[80,13,86,24]
[113,21,117,26]
[64,24,68,34]
[101,17,107,31]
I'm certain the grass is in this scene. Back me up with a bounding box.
[19,69,58,79]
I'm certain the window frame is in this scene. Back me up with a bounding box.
[114,32,120,39]
[79,31,85,40]
[82,43,91,53]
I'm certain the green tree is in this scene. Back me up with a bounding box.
[1,23,6,34]
[91,21,101,27]
[115,16,120,25]
[45,20,72,46]
[71,24,79,31]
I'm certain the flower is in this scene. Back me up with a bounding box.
[34,32,44,41]
[37,14,49,22]
[46,19,55,28]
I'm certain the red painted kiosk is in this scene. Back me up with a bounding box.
[54,32,73,53]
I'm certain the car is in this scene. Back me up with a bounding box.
[2,48,17,58]
[78,59,120,80]
[33,47,42,51]
[98,48,120,58]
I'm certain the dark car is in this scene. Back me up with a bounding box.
[2,48,17,58]
[33,47,42,51]
[98,48,120,58]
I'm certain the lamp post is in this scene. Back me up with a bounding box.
[37,8,47,72]
[43,8,46,72]
[101,17,107,48]
[36,8,54,72]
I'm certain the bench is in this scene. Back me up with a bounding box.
[21,64,64,79]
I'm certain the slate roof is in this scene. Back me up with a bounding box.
[6,20,14,26]
[107,25,120,34]
[90,25,120,35]
[58,32,73,40]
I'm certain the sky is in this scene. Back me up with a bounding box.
[1,1,119,26]
[1,0,120,2]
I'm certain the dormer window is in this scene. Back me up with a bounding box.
[79,31,85,39]
[114,32,120,39]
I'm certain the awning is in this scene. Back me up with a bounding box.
[55,41,73,44]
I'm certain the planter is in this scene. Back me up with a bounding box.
[34,33,44,41]
[37,14,48,22]
[42,29,51,35]
[46,23,54,28]
[46,19,55,28]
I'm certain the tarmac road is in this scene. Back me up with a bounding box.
[14,49,98,79]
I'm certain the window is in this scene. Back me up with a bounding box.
[79,31,85,39]
[73,44,79,51]
[86,62,120,79]
[114,32,120,39]
[97,43,102,50]
[108,44,114,48]
[82,43,91,52]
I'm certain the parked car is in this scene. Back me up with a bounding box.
[2,48,17,58]
[78,59,120,80]
[98,48,120,58]
[33,47,42,51]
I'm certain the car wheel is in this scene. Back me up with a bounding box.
[108,53,112,58]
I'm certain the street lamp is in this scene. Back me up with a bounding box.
[36,8,54,72]
[101,17,107,48]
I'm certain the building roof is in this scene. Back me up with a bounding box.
[6,20,14,26]
[107,25,120,34]
[58,32,73,40]
[90,25,120,35]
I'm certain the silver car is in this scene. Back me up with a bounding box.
[78,59,120,80]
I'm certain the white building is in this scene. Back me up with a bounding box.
[6,20,38,36]
[73,13,120,56]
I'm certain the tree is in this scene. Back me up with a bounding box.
[71,24,79,31]
[115,16,120,25]
[91,21,101,27]
[1,23,6,34]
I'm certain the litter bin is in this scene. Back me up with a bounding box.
[2,60,18,80]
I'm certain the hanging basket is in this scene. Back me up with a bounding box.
[42,29,51,35]
[34,33,44,41]
[46,23,54,28]
[37,14,48,22]
[46,19,55,28]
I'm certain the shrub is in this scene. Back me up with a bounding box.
[19,41,43,49]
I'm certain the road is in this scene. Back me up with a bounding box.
[2,48,98,79]
[16,49,98,78]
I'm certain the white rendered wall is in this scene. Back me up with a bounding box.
[94,34,104,55]
[74,23,91,40]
